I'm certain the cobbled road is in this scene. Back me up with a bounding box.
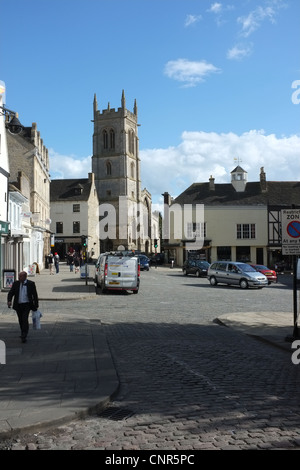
[1,268,300,451]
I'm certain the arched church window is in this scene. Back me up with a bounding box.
[106,161,112,176]
[103,130,108,149]
[131,162,134,178]
[110,129,115,149]
[129,130,134,154]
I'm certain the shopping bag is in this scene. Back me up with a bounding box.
[32,310,42,330]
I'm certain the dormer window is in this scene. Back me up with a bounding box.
[74,184,83,195]
[231,165,247,192]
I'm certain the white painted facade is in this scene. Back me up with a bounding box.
[0,83,11,288]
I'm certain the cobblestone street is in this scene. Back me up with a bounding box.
[1,268,299,451]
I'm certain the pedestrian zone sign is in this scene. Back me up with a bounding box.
[281,209,300,255]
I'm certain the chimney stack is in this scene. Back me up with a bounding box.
[209,175,215,191]
[260,167,267,191]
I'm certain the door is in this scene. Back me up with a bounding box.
[256,247,264,265]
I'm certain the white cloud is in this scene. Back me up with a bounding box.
[206,2,234,25]
[237,1,284,37]
[140,130,300,203]
[207,2,223,14]
[49,149,91,179]
[227,43,253,60]
[184,14,202,27]
[164,58,221,87]
[49,131,300,208]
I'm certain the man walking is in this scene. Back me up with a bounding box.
[54,252,60,274]
[7,271,39,343]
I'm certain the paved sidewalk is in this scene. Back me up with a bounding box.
[215,311,297,352]
[0,263,119,437]
[0,263,298,438]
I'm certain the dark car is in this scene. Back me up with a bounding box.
[150,253,165,265]
[138,255,150,271]
[182,260,210,277]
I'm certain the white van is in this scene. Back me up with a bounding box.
[94,252,140,294]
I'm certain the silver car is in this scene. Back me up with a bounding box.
[207,261,268,289]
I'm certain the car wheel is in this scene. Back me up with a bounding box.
[195,270,200,277]
[133,290,138,294]
[210,276,217,286]
[240,279,248,289]
[183,269,188,276]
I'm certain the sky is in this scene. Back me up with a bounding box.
[1,0,299,209]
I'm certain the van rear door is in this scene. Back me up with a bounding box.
[106,255,139,292]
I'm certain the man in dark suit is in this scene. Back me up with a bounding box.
[7,271,39,343]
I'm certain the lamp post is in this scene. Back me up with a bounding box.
[0,105,24,135]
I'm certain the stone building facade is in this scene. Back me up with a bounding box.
[0,85,10,288]
[6,123,51,270]
[50,173,100,260]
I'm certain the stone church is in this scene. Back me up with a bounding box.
[92,90,159,254]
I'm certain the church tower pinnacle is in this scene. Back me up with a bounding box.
[91,90,143,252]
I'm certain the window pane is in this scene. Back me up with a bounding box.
[73,204,80,212]
[236,246,250,262]
[56,222,63,234]
[186,222,193,238]
[217,246,231,260]
[243,225,250,239]
[73,221,80,234]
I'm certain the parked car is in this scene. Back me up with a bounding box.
[207,261,268,289]
[138,255,150,271]
[94,252,140,293]
[150,253,165,265]
[250,264,277,284]
[182,260,210,277]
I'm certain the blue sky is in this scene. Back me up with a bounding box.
[1,0,299,207]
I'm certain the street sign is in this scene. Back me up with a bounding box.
[0,221,9,234]
[281,209,300,255]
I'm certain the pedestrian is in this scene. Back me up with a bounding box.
[7,271,39,343]
[74,252,80,273]
[79,251,84,267]
[67,251,74,272]
[54,252,60,273]
[48,252,54,274]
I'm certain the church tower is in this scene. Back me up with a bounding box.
[92,90,148,252]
